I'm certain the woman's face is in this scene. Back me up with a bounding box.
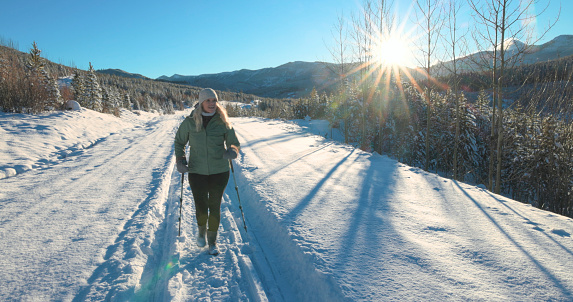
[202,98,217,113]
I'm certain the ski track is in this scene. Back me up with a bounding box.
[226,118,354,302]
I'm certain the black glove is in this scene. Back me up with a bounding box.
[223,148,238,160]
[177,158,189,173]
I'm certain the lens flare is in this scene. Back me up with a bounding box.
[375,35,415,67]
[344,8,425,112]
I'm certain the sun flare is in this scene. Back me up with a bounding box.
[347,9,423,100]
[374,35,415,68]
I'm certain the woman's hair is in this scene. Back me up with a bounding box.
[192,102,232,131]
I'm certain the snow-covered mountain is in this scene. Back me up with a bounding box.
[434,35,573,76]
[527,35,573,61]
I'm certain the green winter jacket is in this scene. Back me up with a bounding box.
[174,112,240,175]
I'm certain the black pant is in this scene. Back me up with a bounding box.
[188,171,230,231]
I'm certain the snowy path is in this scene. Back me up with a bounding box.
[1,111,573,301]
[0,113,182,301]
[163,163,268,301]
[0,111,271,301]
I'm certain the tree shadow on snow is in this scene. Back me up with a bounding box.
[453,182,573,298]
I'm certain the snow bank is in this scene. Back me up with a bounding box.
[0,109,147,179]
[65,100,82,110]
[230,117,573,301]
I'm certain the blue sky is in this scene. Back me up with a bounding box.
[0,0,569,79]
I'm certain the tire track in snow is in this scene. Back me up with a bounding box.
[0,115,180,301]
[71,117,180,302]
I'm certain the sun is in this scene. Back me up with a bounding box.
[348,9,422,97]
[374,35,416,68]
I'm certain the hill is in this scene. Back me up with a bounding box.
[0,44,278,114]
[96,68,150,80]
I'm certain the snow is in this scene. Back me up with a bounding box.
[65,100,82,111]
[1,109,573,301]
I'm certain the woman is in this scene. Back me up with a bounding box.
[174,88,240,255]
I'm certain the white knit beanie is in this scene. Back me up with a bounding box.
[198,88,218,105]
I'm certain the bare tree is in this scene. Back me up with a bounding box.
[346,0,395,148]
[441,0,470,180]
[354,2,374,149]
[326,12,352,143]
[413,0,445,171]
[469,0,558,193]
[468,0,501,191]
[327,12,350,81]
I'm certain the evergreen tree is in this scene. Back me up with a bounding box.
[144,94,154,111]
[455,93,478,181]
[25,42,62,111]
[532,117,571,214]
[345,82,363,145]
[476,90,493,185]
[84,62,103,112]
[71,71,86,106]
[319,92,330,119]
[292,98,308,119]
[308,87,321,118]
[101,87,111,113]
[133,97,141,111]
[46,76,62,110]
[123,93,131,109]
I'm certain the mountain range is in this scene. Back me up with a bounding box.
[433,35,573,76]
[157,61,342,99]
[100,35,573,99]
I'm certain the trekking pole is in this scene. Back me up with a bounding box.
[178,173,184,236]
[230,160,247,232]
